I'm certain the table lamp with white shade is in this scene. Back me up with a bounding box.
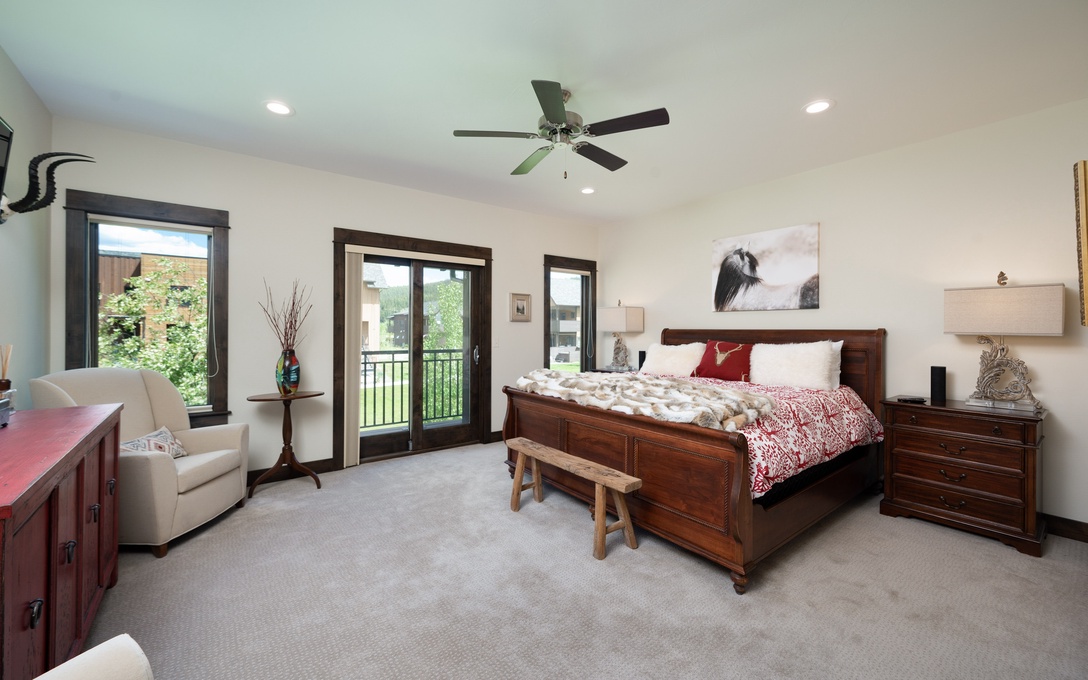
[944,276,1064,412]
[598,302,644,371]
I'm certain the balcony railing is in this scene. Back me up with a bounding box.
[359,348,466,430]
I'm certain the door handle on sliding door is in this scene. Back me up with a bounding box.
[473,346,479,364]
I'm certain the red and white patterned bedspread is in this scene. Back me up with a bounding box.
[689,377,884,498]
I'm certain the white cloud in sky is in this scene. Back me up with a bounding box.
[98,223,208,258]
[377,263,461,287]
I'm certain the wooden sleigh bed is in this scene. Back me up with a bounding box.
[502,328,886,593]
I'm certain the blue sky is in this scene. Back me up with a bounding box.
[98,223,208,258]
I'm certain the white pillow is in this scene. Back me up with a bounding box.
[639,342,706,377]
[120,425,188,458]
[749,340,840,391]
[830,340,844,388]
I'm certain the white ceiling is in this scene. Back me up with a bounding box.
[2,0,1087,223]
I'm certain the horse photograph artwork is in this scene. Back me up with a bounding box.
[712,223,820,312]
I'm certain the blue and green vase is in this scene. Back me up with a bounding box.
[276,349,300,396]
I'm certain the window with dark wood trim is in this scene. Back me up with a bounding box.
[543,255,597,372]
[63,190,230,424]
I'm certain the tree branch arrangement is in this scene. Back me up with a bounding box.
[259,280,313,351]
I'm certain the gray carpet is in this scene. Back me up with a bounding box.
[87,442,1088,679]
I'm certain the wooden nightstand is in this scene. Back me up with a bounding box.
[880,397,1045,556]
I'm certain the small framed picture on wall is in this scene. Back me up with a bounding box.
[510,293,531,322]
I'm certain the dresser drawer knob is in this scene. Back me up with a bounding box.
[939,469,967,483]
[938,443,967,455]
[908,415,917,424]
[28,598,45,629]
[939,495,967,510]
[65,539,78,564]
[992,426,1002,436]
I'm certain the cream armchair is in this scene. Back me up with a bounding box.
[30,367,248,557]
[34,634,153,680]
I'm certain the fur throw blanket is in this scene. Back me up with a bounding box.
[514,370,775,432]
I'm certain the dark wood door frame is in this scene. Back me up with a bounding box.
[332,228,493,468]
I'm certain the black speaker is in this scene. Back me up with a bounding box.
[930,366,946,405]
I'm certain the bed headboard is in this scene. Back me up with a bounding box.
[659,328,886,416]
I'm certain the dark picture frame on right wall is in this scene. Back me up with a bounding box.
[1076,160,1087,326]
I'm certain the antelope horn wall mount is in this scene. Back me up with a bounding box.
[0,152,95,224]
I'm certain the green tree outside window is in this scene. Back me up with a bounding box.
[97,258,209,406]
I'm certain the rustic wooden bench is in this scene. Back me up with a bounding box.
[506,436,643,560]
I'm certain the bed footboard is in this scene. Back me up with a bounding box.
[502,386,753,579]
[501,328,885,593]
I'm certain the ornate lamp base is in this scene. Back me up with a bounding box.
[608,332,632,371]
[965,396,1039,412]
[968,335,1042,412]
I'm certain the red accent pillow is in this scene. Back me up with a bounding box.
[692,341,752,381]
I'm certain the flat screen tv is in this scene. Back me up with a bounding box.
[0,115,12,203]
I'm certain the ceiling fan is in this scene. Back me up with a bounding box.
[453,79,669,175]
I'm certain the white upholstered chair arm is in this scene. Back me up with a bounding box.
[28,379,79,409]
[34,633,153,680]
[173,422,249,460]
[118,451,179,543]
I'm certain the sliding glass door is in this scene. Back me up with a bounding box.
[333,228,492,469]
[358,257,480,459]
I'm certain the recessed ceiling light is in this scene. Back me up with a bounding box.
[803,99,834,114]
[264,100,294,116]
[581,187,595,195]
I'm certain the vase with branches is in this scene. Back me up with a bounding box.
[259,280,312,395]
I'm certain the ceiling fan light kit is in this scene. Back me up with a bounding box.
[453,79,669,175]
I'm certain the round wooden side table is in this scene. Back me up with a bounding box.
[247,390,324,497]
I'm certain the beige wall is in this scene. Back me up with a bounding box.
[41,118,595,472]
[599,98,1088,522]
[0,48,53,402]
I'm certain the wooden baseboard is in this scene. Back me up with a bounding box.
[1041,513,1088,544]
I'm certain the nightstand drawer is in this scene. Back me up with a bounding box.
[890,409,1026,444]
[892,455,1022,501]
[894,432,1024,472]
[881,398,1044,555]
[894,479,1024,531]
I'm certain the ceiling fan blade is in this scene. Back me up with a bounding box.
[586,108,670,136]
[573,143,628,171]
[453,130,541,139]
[531,80,567,125]
[511,146,553,175]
